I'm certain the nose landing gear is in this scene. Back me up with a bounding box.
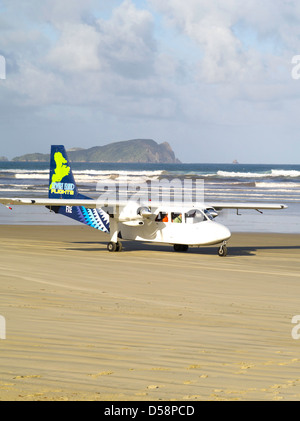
[218,241,228,257]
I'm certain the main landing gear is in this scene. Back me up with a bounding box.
[107,241,122,252]
[107,217,123,252]
[218,241,228,257]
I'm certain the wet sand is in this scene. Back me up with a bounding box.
[0,225,300,401]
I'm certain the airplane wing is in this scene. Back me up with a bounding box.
[0,197,99,208]
[207,202,287,211]
[0,197,288,210]
[0,197,155,222]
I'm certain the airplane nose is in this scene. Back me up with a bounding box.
[217,223,231,241]
[222,225,231,240]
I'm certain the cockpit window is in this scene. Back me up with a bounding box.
[203,209,214,220]
[185,209,206,223]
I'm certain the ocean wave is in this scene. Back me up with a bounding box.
[255,182,300,188]
[166,170,268,178]
[216,169,300,178]
[270,169,300,177]
[7,167,300,181]
[217,170,268,178]
[14,173,49,179]
[13,171,163,183]
[0,187,46,193]
[0,169,49,173]
[74,169,164,176]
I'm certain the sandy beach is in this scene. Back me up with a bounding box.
[0,225,300,401]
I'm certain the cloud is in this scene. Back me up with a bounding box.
[1,0,300,162]
[4,1,159,101]
[46,23,102,73]
[96,0,157,79]
[149,0,297,86]
[45,0,157,78]
[3,0,186,127]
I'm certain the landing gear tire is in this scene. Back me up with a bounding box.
[173,244,189,252]
[218,244,227,257]
[107,241,122,252]
[107,242,117,252]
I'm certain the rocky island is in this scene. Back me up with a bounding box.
[12,139,181,164]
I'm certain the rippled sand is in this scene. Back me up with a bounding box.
[0,225,300,401]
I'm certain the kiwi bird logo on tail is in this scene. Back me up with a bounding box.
[49,152,70,190]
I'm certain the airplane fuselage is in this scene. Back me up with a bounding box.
[118,207,231,247]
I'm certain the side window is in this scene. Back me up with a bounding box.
[155,212,169,222]
[171,212,182,223]
[185,210,196,224]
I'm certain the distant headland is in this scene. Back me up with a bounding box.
[11,139,181,164]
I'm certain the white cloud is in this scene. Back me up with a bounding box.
[15,0,183,120]
[45,0,158,77]
[1,0,97,25]
[149,0,299,85]
[1,0,300,162]
[96,1,157,79]
[46,23,102,72]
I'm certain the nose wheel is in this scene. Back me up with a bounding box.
[218,242,228,257]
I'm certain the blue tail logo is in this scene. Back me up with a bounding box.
[48,145,110,234]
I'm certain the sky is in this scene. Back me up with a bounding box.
[1,0,300,164]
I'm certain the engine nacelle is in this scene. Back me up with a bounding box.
[118,202,149,222]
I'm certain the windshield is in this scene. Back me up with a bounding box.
[185,209,207,223]
[203,209,214,220]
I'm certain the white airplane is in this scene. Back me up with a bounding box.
[0,145,287,256]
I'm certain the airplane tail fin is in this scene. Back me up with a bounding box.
[48,145,88,200]
[47,145,110,233]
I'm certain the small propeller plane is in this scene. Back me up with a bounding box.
[0,145,287,256]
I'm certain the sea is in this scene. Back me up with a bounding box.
[0,161,299,233]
